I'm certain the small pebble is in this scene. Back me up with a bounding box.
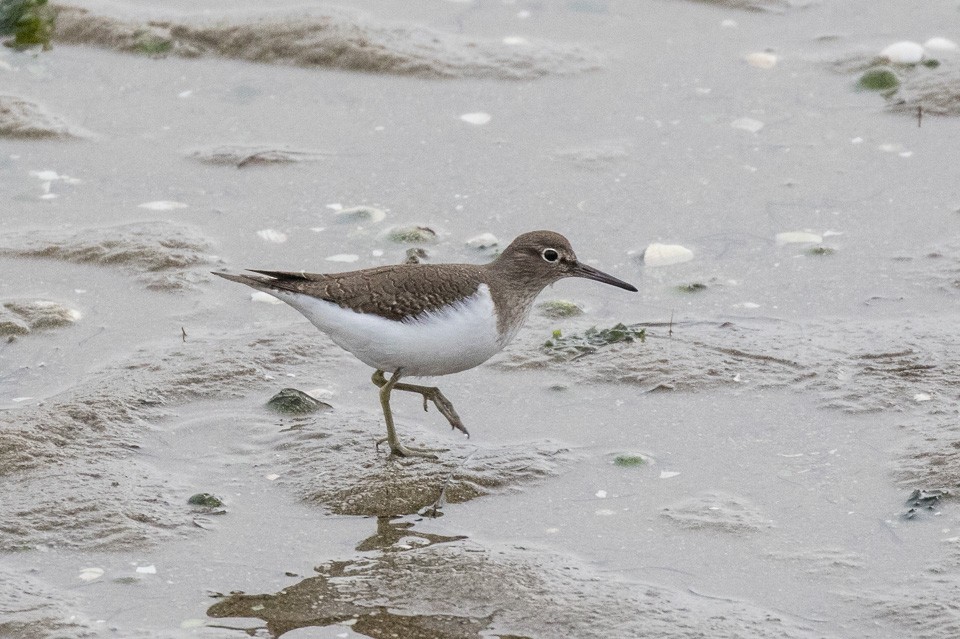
[385,226,438,244]
[745,52,777,69]
[466,232,499,249]
[924,37,958,52]
[460,112,492,125]
[731,117,764,134]
[326,254,360,263]
[642,243,694,267]
[256,229,287,243]
[334,206,386,224]
[879,41,924,65]
[250,291,282,305]
[78,567,104,582]
[775,231,822,245]
[138,201,188,211]
[30,170,60,181]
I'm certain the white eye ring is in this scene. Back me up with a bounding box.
[542,248,560,262]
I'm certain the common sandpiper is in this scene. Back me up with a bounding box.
[215,230,637,458]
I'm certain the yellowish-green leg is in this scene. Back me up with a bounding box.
[371,370,468,436]
[373,369,443,458]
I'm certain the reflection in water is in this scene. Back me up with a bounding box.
[207,517,516,639]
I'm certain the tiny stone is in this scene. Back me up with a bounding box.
[642,243,694,267]
[465,232,499,249]
[536,299,584,318]
[460,112,491,125]
[334,206,386,223]
[745,52,777,69]
[188,493,224,508]
[731,117,764,134]
[776,231,822,245]
[138,201,189,211]
[404,247,428,264]
[924,37,958,52]
[265,388,332,414]
[256,229,288,243]
[879,41,924,65]
[386,226,438,244]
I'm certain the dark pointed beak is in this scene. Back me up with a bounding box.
[569,261,638,292]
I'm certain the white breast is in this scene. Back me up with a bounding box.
[271,283,504,377]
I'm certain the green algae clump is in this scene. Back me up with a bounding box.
[543,322,646,359]
[613,455,646,468]
[858,67,899,92]
[0,0,55,50]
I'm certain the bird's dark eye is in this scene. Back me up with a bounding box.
[542,248,560,263]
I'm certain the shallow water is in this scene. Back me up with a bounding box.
[3,0,960,637]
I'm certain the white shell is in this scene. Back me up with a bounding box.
[466,232,499,249]
[642,243,694,267]
[745,52,777,69]
[775,231,822,245]
[251,291,283,305]
[731,117,764,134]
[138,200,188,211]
[256,229,287,243]
[335,205,385,223]
[460,112,492,125]
[325,253,360,263]
[924,37,959,52]
[879,41,924,64]
[78,567,104,582]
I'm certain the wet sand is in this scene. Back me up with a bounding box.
[3,0,960,637]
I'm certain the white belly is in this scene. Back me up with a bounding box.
[272,283,505,377]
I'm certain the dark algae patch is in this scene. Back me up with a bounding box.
[676,282,708,293]
[858,67,899,92]
[188,492,224,508]
[807,246,836,256]
[542,323,646,359]
[613,455,646,467]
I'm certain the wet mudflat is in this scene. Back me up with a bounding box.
[3,0,960,637]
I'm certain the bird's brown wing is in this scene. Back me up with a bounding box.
[214,264,485,322]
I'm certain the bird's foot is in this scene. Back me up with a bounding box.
[418,388,469,437]
[375,437,445,459]
[371,370,469,438]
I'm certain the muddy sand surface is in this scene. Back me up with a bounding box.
[3,0,960,637]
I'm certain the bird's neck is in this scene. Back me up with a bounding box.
[481,261,549,346]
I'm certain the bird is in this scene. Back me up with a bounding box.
[214,230,638,458]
